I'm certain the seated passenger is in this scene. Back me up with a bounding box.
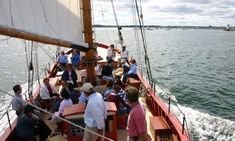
[52,88,73,122]
[101,59,115,81]
[16,105,51,141]
[61,63,78,87]
[107,85,130,115]
[40,78,59,99]
[122,59,138,83]
[67,83,81,104]
[52,88,73,132]
[121,59,130,74]
[40,78,59,110]
[115,84,128,102]
[102,80,114,101]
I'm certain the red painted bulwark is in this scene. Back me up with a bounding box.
[1,119,17,141]
[137,72,190,141]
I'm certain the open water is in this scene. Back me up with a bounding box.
[0,28,235,140]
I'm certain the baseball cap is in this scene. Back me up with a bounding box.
[81,83,94,93]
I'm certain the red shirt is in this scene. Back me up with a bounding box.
[127,102,147,137]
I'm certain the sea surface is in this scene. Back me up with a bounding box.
[0,28,235,140]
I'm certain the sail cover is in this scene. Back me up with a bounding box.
[0,0,88,48]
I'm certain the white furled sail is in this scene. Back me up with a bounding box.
[0,0,88,49]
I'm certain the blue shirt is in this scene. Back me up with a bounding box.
[128,64,137,74]
[79,92,87,104]
[57,54,68,64]
[12,95,25,111]
[71,53,80,66]
[84,92,107,129]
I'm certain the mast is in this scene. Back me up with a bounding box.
[82,0,95,82]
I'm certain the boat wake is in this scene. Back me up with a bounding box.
[154,83,235,140]
[177,105,235,141]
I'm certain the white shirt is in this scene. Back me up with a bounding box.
[84,92,107,129]
[107,47,114,58]
[121,49,128,58]
[58,99,73,115]
[40,83,57,100]
[53,98,73,121]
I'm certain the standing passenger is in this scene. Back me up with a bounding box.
[125,86,151,141]
[106,44,115,62]
[121,46,129,62]
[12,85,25,116]
[71,49,80,69]
[57,51,68,71]
[82,83,107,141]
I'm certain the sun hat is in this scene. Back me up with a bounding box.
[121,59,126,64]
[81,83,94,93]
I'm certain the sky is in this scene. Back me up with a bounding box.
[92,0,235,26]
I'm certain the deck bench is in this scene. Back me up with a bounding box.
[126,77,141,89]
[150,116,172,141]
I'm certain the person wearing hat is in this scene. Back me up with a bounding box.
[106,44,116,62]
[82,83,107,141]
[121,45,129,62]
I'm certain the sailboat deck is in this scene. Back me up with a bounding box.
[43,97,152,141]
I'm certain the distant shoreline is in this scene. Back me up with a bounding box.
[93,25,234,30]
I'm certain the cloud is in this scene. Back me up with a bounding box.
[177,0,212,4]
[93,0,235,26]
[159,5,203,14]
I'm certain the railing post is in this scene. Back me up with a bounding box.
[44,67,47,76]
[154,81,156,94]
[182,115,185,134]
[168,97,171,113]
[6,111,12,129]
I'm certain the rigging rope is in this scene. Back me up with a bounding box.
[110,0,124,46]
[24,41,29,100]
[9,0,14,26]
[131,0,143,74]
[28,42,34,98]
[133,0,153,83]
